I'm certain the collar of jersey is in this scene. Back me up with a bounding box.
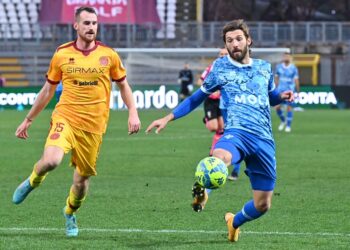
[282,63,292,69]
[227,55,253,67]
[73,40,99,56]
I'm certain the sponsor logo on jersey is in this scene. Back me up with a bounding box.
[99,56,109,66]
[69,58,75,64]
[224,134,234,139]
[67,67,106,74]
[74,80,98,86]
[234,94,269,106]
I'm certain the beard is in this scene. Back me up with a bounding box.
[228,45,249,63]
[79,31,96,43]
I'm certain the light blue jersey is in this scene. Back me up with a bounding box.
[201,55,275,141]
[275,63,299,92]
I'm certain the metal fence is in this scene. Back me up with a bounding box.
[1,21,350,50]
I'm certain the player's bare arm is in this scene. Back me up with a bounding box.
[146,113,174,134]
[116,79,141,135]
[146,88,208,134]
[15,81,57,139]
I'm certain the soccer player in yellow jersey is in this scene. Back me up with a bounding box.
[12,6,141,237]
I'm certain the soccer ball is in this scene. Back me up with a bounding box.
[195,157,228,189]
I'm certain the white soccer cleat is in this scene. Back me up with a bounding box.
[278,122,286,131]
[285,126,291,133]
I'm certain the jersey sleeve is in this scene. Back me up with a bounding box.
[201,61,221,94]
[46,52,62,84]
[111,51,127,82]
[200,65,212,81]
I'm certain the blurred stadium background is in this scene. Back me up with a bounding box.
[0,0,349,109]
[0,1,350,249]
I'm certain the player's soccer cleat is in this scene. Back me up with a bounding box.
[225,212,240,242]
[12,178,34,204]
[191,182,208,212]
[227,171,239,181]
[63,207,79,237]
[285,126,291,133]
[278,122,286,131]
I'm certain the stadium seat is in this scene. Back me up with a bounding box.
[167,12,176,24]
[0,15,7,24]
[28,3,37,12]
[19,15,29,24]
[0,24,7,32]
[29,16,38,24]
[3,29,12,39]
[42,26,53,39]
[12,31,20,38]
[5,2,15,11]
[7,9,17,18]
[17,3,26,11]
[167,2,177,12]
[9,16,19,24]
[22,23,31,32]
[23,30,32,39]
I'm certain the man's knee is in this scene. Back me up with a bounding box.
[212,149,232,166]
[39,146,64,171]
[255,198,272,212]
[40,154,62,171]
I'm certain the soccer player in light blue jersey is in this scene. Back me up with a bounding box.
[146,19,293,243]
[275,53,300,132]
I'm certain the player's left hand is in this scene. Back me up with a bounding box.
[280,90,294,102]
[128,113,141,135]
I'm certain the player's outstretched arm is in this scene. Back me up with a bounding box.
[116,79,141,135]
[15,81,57,139]
[146,88,208,134]
[146,113,174,134]
[280,90,294,102]
[269,88,294,106]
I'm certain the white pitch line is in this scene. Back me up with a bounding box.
[0,227,349,238]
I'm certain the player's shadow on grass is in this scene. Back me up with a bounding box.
[0,232,229,248]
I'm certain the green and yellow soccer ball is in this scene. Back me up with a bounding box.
[195,157,228,189]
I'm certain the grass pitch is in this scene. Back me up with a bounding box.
[0,109,349,249]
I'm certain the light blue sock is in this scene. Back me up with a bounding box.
[286,110,293,127]
[233,200,265,228]
[276,109,285,123]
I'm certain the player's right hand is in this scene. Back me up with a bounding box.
[15,119,32,139]
[145,114,173,134]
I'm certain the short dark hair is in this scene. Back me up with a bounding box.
[222,19,251,43]
[75,6,97,21]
